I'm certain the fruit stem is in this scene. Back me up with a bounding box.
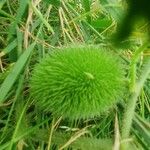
[121,42,150,149]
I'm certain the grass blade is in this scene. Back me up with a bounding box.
[29,1,54,35]
[0,39,17,57]
[0,43,35,103]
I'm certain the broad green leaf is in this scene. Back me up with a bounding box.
[91,18,112,29]
[100,0,123,21]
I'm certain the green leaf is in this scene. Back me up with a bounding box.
[0,64,14,85]
[8,0,28,62]
[8,0,28,37]
[100,0,123,21]
[132,114,150,149]
[29,1,54,34]
[82,0,91,23]
[0,39,17,57]
[34,130,113,150]
[0,0,6,10]
[91,18,112,29]
[0,43,35,104]
[43,0,60,7]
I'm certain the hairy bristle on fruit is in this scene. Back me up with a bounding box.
[30,46,125,120]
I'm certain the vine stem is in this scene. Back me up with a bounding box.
[121,42,150,149]
[129,42,149,92]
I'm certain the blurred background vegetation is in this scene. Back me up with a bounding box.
[0,0,150,149]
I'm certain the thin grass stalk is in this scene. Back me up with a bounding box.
[61,1,84,42]
[8,97,31,150]
[0,75,24,144]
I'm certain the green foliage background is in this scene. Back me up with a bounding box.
[0,0,150,149]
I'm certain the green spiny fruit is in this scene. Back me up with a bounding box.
[30,46,125,120]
